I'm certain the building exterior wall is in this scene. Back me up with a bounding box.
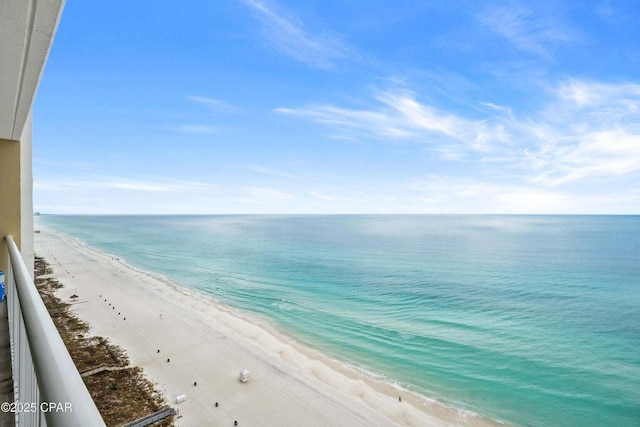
[0,1,65,417]
[0,112,32,278]
[0,137,21,275]
[20,113,34,278]
[1,0,64,278]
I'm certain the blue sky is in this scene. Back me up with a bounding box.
[33,0,640,214]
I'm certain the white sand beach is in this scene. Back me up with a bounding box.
[35,228,500,427]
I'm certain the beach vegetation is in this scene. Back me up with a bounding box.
[34,256,174,427]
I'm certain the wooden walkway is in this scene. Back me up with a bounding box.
[122,407,177,427]
[80,364,129,377]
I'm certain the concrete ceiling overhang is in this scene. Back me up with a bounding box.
[0,0,65,141]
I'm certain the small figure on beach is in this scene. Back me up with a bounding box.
[159,313,163,320]
[194,381,197,386]
[398,396,402,402]
[167,358,170,363]
[234,421,238,426]
[215,402,218,407]
[157,349,160,353]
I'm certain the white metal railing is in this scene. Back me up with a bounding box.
[5,235,105,427]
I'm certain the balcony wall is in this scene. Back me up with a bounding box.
[0,137,21,276]
[0,111,33,278]
[0,2,64,425]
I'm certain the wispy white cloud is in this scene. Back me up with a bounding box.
[554,79,640,109]
[528,130,640,185]
[34,175,225,214]
[35,176,219,193]
[525,80,640,185]
[188,96,238,113]
[239,0,348,69]
[276,78,640,189]
[478,3,579,57]
[35,172,302,213]
[479,101,507,111]
[34,170,639,215]
[406,176,640,214]
[276,88,513,159]
[276,104,409,138]
[309,190,336,201]
[593,0,633,25]
[174,96,237,135]
[376,91,513,154]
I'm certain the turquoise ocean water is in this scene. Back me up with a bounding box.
[36,215,640,427]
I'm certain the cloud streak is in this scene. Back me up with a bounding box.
[478,3,579,57]
[240,0,348,69]
[526,79,640,185]
[276,79,640,187]
[276,88,513,160]
[188,96,238,113]
[35,176,219,193]
[405,176,640,214]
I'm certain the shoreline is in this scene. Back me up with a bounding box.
[35,227,503,426]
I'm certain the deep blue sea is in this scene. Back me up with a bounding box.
[35,215,640,427]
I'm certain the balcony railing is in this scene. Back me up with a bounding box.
[5,235,105,427]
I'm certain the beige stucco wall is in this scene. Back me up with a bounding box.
[0,137,21,276]
[20,113,34,278]
[0,111,34,279]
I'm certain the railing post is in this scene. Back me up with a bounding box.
[5,235,105,427]
[8,243,46,427]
